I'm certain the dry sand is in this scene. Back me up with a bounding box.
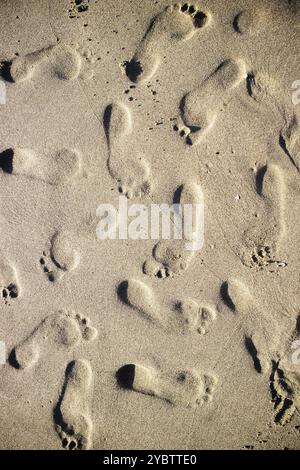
[0,0,300,450]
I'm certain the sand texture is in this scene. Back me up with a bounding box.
[0,0,300,450]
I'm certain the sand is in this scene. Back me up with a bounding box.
[0,0,300,450]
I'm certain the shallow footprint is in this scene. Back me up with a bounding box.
[143,181,203,278]
[40,231,80,283]
[5,44,93,83]
[174,298,216,335]
[103,102,152,198]
[174,58,247,146]
[118,279,162,323]
[10,311,97,369]
[0,147,82,185]
[54,359,93,450]
[0,257,20,304]
[118,279,216,336]
[221,279,279,374]
[241,163,286,271]
[116,363,217,407]
[124,3,210,84]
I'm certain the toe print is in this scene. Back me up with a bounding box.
[0,257,20,305]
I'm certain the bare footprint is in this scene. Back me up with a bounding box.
[270,360,300,426]
[246,70,300,174]
[116,363,217,408]
[221,279,279,374]
[233,7,266,35]
[54,359,93,450]
[103,102,152,198]
[0,257,20,304]
[118,279,216,335]
[124,3,210,84]
[174,58,247,146]
[3,44,94,83]
[10,311,97,369]
[40,232,80,283]
[0,147,82,185]
[143,181,203,278]
[269,318,300,425]
[240,163,286,271]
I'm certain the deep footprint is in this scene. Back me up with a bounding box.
[174,58,247,146]
[54,359,93,450]
[116,363,217,407]
[103,102,152,198]
[125,3,210,84]
[241,163,286,271]
[10,311,97,369]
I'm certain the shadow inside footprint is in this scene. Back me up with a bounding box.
[116,364,136,389]
[244,336,262,374]
[116,280,129,304]
[8,349,20,369]
[0,61,13,82]
[220,281,236,311]
[124,60,143,83]
[0,149,14,174]
[256,165,267,195]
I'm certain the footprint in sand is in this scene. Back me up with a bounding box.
[143,181,203,278]
[1,44,94,83]
[103,101,152,198]
[174,58,247,146]
[0,257,20,304]
[221,279,279,374]
[124,3,210,84]
[10,311,97,369]
[40,232,80,283]
[246,70,300,174]
[240,163,286,271]
[0,147,82,185]
[232,7,266,35]
[269,317,300,425]
[116,363,217,408]
[118,278,216,335]
[54,359,93,450]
